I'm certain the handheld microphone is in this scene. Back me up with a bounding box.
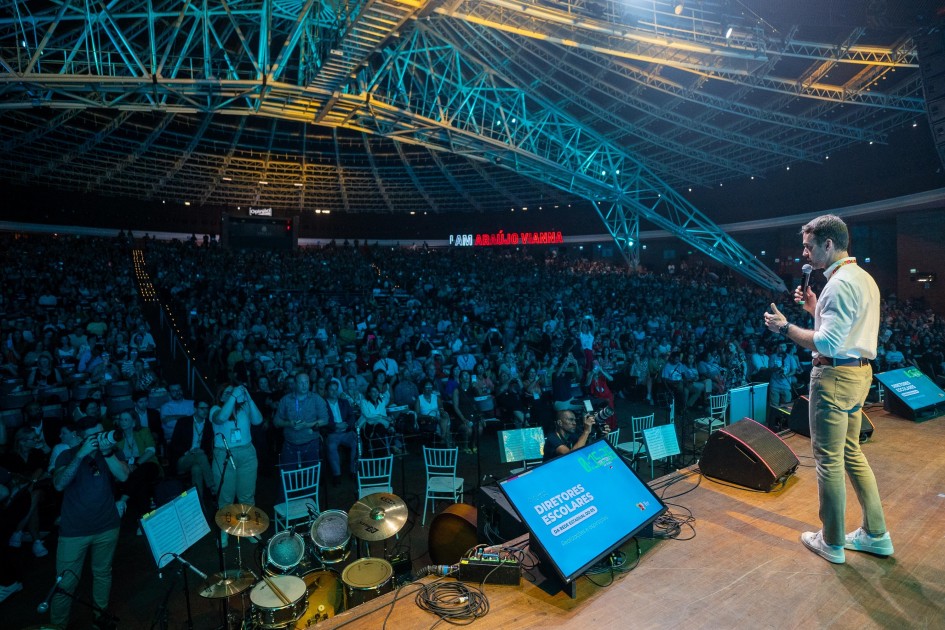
[797,264,813,304]
[37,574,63,614]
[218,434,237,470]
[171,552,208,581]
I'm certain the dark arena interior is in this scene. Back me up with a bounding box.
[2,1,945,628]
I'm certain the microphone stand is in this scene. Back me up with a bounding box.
[49,586,120,630]
[213,437,233,630]
[152,561,193,630]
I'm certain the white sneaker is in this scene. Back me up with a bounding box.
[32,539,49,558]
[0,581,23,604]
[115,499,127,518]
[844,527,894,556]
[8,531,23,548]
[801,530,845,564]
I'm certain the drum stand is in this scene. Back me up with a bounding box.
[213,456,251,630]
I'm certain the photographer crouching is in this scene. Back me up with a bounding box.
[48,416,130,628]
[544,408,611,462]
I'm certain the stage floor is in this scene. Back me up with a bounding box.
[8,404,945,629]
[319,406,945,629]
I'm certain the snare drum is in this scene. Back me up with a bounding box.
[293,569,345,627]
[250,575,308,629]
[310,510,351,564]
[341,558,393,609]
[265,531,307,574]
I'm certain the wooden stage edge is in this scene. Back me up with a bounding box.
[321,406,945,630]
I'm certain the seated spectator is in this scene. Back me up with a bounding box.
[129,358,157,392]
[493,368,525,428]
[696,350,726,395]
[159,384,195,444]
[767,352,793,408]
[646,348,666,405]
[885,342,906,369]
[373,346,398,378]
[359,384,403,456]
[681,352,710,411]
[27,352,64,389]
[661,352,690,409]
[48,421,82,475]
[113,410,163,527]
[451,371,478,453]
[130,390,164,453]
[416,379,449,445]
[323,382,358,485]
[168,402,215,503]
[0,465,33,602]
[472,362,494,396]
[1,428,51,557]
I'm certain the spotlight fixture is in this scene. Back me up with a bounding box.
[674,2,685,15]
[724,25,733,39]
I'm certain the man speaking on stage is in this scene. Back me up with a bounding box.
[763,214,894,564]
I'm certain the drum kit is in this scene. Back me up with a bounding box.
[200,493,408,629]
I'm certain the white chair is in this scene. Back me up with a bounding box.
[693,392,729,451]
[604,427,621,448]
[357,455,394,498]
[422,446,463,526]
[273,463,320,531]
[616,414,655,471]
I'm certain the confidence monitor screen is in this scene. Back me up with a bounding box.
[497,440,667,583]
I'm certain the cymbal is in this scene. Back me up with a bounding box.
[198,570,255,599]
[215,503,270,537]
[348,492,408,541]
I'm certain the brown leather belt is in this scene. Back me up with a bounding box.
[812,356,869,368]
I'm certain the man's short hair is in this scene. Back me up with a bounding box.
[75,416,100,432]
[801,214,849,251]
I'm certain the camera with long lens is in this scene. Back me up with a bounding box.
[92,431,119,448]
[589,406,615,435]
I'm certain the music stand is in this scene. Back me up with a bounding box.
[141,488,211,630]
[497,427,545,471]
[641,424,681,479]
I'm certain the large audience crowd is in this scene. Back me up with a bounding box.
[2,231,945,623]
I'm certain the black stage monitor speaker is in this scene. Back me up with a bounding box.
[700,418,800,491]
[788,396,875,442]
[477,486,527,544]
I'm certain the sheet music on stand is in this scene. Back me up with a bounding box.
[140,487,211,569]
[498,427,545,464]
[642,424,680,462]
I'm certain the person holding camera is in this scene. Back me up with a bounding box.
[211,383,263,528]
[584,360,616,425]
[48,416,130,628]
[544,409,608,462]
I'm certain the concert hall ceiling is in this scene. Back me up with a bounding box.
[1,1,942,289]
